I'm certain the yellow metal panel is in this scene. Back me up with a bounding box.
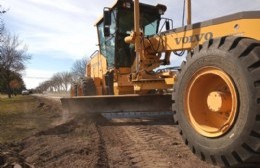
[89,52,107,79]
[113,82,134,95]
[115,68,132,87]
[86,63,91,77]
[93,78,103,95]
[165,77,174,85]
[87,52,107,95]
[150,19,260,52]
[134,80,173,91]
[117,74,131,86]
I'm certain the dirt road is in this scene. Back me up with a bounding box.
[98,118,218,168]
[0,95,218,168]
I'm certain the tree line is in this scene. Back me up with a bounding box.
[0,6,31,98]
[0,4,89,96]
[35,57,88,94]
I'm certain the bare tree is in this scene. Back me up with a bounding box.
[36,57,88,93]
[51,73,62,92]
[36,80,51,93]
[71,57,88,81]
[36,71,72,93]
[60,71,72,91]
[0,5,6,38]
[0,33,31,98]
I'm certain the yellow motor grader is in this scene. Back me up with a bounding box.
[61,0,260,166]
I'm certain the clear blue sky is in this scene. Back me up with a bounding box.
[1,0,259,89]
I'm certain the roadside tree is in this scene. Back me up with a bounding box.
[71,57,88,81]
[60,71,72,91]
[0,33,31,98]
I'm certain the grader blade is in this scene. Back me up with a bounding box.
[60,95,172,115]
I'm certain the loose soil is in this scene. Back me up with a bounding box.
[0,95,219,168]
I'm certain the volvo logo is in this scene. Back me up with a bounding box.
[175,32,213,45]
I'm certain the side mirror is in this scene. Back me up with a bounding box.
[104,26,110,37]
[166,20,170,30]
[103,8,111,37]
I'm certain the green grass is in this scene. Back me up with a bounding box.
[0,95,36,113]
[0,96,60,143]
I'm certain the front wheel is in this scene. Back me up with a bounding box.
[70,83,78,97]
[82,77,96,96]
[172,36,260,167]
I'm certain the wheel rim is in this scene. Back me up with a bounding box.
[185,66,238,137]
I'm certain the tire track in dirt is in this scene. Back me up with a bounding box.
[99,118,219,168]
[121,125,172,168]
[132,125,217,168]
[96,125,109,168]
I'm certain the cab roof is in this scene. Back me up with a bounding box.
[94,0,166,26]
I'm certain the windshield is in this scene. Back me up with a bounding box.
[96,5,161,69]
[97,10,117,68]
[116,8,160,68]
[118,9,160,36]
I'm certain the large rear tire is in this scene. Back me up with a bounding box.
[82,77,96,96]
[172,36,260,167]
[70,83,78,97]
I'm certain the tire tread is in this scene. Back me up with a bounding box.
[239,43,260,58]
[221,155,230,167]
[210,155,217,165]
[248,60,260,72]
[172,36,260,167]
[250,130,260,139]
[82,77,96,96]
[232,151,243,163]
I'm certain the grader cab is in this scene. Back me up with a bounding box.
[72,0,172,96]
[61,0,260,167]
[65,0,173,115]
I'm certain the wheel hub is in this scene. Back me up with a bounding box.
[185,67,238,137]
[207,91,232,113]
